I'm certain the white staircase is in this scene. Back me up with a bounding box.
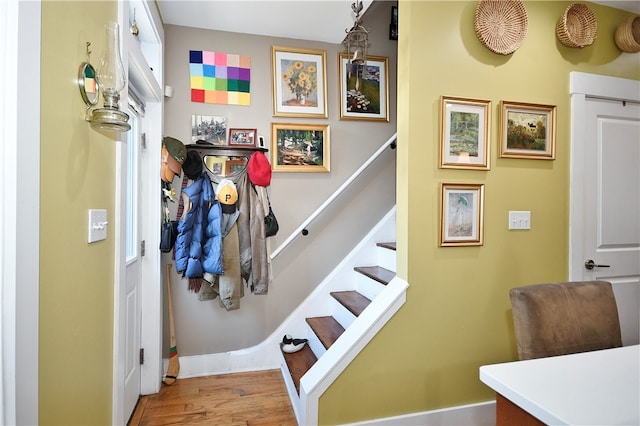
[174,207,407,425]
[279,207,408,425]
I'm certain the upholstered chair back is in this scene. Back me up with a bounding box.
[509,281,622,360]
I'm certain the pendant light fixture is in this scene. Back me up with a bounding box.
[343,1,370,79]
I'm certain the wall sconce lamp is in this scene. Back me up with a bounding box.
[78,22,130,133]
[343,1,370,80]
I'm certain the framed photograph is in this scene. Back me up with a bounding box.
[191,115,227,145]
[225,158,247,176]
[228,128,257,147]
[271,123,330,172]
[272,46,327,118]
[440,96,491,170]
[339,54,389,122]
[389,6,398,40]
[500,101,556,160]
[204,156,225,175]
[439,183,485,247]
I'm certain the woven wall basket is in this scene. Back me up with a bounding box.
[615,15,640,53]
[474,0,528,55]
[556,2,597,48]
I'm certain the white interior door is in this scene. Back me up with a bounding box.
[123,107,144,421]
[114,3,165,422]
[570,73,640,346]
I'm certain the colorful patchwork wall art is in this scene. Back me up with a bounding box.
[189,50,251,106]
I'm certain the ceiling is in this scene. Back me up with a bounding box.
[156,0,373,44]
[592,1,640,14]
[155,1,639,44]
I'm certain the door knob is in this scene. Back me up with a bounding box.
[584,259,611,270]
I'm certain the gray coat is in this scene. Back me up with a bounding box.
[236,172,270,294]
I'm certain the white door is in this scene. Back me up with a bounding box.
[570,73,640,346]
[123,105,144,421]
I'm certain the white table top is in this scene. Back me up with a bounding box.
[480,345,640,425]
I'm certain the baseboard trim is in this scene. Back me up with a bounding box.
[340,401,496,426]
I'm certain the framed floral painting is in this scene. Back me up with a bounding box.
[272,46,327,118]
[339,54,389,121]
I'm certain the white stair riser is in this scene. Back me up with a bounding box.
[356,274,387,301]
[331,297,357,330]
[305,322,326,358]
[377,247,396,273]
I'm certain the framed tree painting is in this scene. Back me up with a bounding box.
[271,123,330,172]
[439,96,491,170]
[339,54,389,121]
[272,46,327,118]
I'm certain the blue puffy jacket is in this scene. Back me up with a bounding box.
[175,172,223,277]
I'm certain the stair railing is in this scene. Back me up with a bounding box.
[270,132,397,260]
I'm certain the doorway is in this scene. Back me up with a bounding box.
[113,5,165,424]
[569,72,640,345]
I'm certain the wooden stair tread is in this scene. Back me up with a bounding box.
[330,290,371,317]
[306,316,345,349]
[377,241,396,251]
[354,265,395,285]
[281,343,317,395]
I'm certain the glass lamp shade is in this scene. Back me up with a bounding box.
[91,21,130,132]
[96,22,126,109]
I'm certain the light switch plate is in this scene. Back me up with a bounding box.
[509,211,531,230]
[88,209,108,243]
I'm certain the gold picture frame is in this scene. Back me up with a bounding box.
[500,101,556,160]
[338,53,389,122]
[271,46,327,118]
[271,123,330,172]
[439,96,491,170]
[439,183,485,247]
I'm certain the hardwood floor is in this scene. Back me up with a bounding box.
[128,369,297,425]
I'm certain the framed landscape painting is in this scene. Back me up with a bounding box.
[339,54,389,121]
[271,123,329,172]
[272,46,327,118]
[439,96,491,170]
[500,101,556,160]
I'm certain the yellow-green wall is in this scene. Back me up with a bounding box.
[40,2,116,424]
[321,1,639,424]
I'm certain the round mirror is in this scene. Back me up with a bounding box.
[78,62,99,106]
[204,155,248,178]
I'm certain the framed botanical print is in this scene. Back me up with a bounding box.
[272,46,327,118]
